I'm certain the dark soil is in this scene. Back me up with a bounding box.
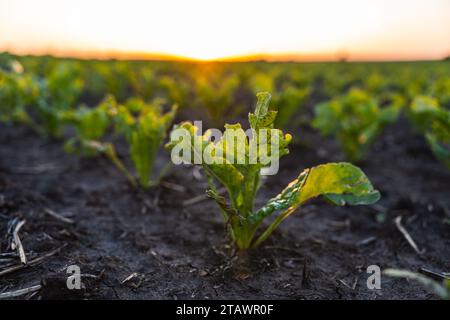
[0,115,449,300]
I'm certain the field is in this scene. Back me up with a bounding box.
[0,53,449,299]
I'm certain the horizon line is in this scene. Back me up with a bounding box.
[2,48,449,63]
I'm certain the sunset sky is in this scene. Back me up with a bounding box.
[0,0,449,61]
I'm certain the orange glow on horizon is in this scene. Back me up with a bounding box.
[3,48,447,63]
[0,0,449,62]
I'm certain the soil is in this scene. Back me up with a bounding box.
[0,112,449,300]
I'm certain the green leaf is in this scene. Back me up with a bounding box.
[425,132,450,169]
[409,96,450,169]
[129,104,176,188]
[409,96,449,131]
[249,92,278,130]
[250,169,309,224]
[296,162,380,206]
[107,99,177,188]
[253,162,379,223]
[324,191,381,206]
[252,162,380,248]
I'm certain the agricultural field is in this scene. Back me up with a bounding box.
[0,52,449,300]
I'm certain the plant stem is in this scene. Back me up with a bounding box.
[251,207,297,248]
[105,143,137,188]
[151,162,173,186]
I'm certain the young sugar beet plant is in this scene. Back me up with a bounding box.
[167,92,380,250]
[107,98,178,188]
[36,62,84,138]
[408,96,450,169]
[0,68,39,125]
[60,95,134,184]
[70,97,178,188]
[312,88,401,162]
[63,95,116,156]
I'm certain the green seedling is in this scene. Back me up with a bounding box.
[36,62,84,137]
[0,69,38,124]
[313,88,400,161]
[195,74,240,126]
[409,96,450,169]
[109,98,178,188]
[273,85,310,130]
[167,92,380,249]
[63,95,116,156]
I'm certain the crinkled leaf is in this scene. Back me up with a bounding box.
[249,92,278,130]
[166,113,291,212]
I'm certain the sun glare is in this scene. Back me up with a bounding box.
[0,0,449,61]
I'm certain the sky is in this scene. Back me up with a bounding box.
[0,0,449,61]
